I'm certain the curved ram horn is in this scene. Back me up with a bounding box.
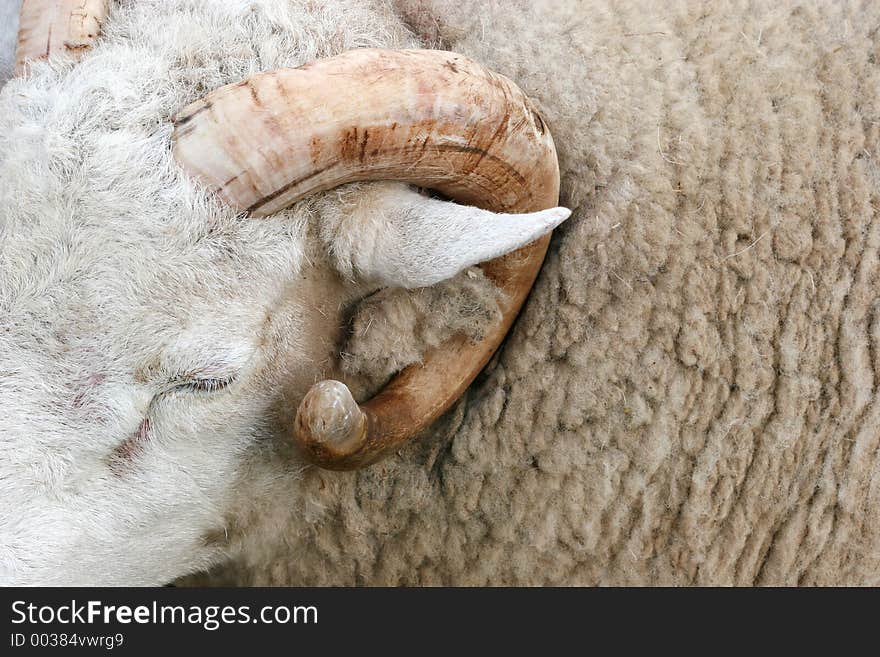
[15,0,108,75]
[172,48,561,470]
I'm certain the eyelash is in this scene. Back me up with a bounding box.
[168,374,237,394]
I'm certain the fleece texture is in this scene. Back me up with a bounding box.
[183,0,880,586]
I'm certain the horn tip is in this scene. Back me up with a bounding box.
[294,380,368,464]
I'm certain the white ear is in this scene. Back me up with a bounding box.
[328,183,570,289]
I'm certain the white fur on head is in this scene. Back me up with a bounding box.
[0,0,566,585]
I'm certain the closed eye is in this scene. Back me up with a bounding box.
[167,373,237,394]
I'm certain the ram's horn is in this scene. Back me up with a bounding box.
[15,0,108,75]
[172,48,561,470]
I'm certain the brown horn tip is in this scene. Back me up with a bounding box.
[294,381,368,469]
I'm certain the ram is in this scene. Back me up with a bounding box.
[0,0,569,585]
[2,0,879,587]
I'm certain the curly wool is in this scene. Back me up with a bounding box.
[185,0,880,586]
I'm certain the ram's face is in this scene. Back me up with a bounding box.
[0,0,377,585]
[0,298,278,585]
[0,0,566,585]
[0,114,330,583]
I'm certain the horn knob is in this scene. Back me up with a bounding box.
[295,381,368,468]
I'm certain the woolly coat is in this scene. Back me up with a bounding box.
[1,0,878,585]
